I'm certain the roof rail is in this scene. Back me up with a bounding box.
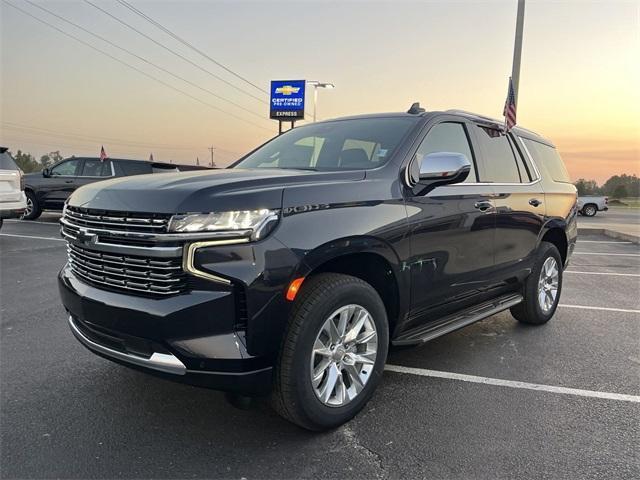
[446,109,503,124]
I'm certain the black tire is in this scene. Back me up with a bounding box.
[272,273,389,431]
[582,204,597,217]
[21,190,42,220]
[510,241,563,325]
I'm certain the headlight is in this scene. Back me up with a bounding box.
[168,209,278,239]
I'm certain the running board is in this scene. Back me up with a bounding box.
[392,293,523,346]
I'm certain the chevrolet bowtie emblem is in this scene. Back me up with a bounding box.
[76,228,98,245]
[275,85,300,95]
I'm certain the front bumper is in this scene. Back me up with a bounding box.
[59,264,273,395]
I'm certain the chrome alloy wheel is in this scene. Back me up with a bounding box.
[538,257,559,314]
[310,304,378,407]
[21,196,33,219]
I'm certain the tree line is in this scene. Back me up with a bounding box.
[11,150,66,173]
[574,174,639,198]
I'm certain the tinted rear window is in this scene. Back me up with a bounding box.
[119,161,152,176]
[476,127,522,183]
[0,152,18,170]
[521,138,570,183]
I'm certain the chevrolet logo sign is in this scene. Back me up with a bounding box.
[275,85,300,96]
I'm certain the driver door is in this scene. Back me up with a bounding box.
[44,158,82,208]
[404,120,496,330]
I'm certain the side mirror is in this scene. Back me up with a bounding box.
[415,152,471,186]
[42,168,50,177]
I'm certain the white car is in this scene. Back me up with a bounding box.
[0,147,27,229]
[577,196,609,217]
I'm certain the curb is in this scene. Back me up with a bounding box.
[578,227,640,244]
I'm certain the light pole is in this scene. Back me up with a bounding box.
[307,81,335,122]
[511,0,525,108]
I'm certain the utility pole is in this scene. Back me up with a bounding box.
[208,145,216,167]
[511,0,526,108]
[196,157,200,166]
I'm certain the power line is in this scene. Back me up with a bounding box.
[116,0,268,95]
[2,122,243,156]
[83,0,268,105]
[23,0,269,121]
[3,1,273,134]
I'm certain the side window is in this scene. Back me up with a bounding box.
[476,127,521,183]
[119,161,152,176]
[50,159,80,176]
[521,138,570,183]
[81,159,112,177]
[415,122,477,183]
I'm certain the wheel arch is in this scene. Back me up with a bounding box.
[293,236,408,338]
[538,220,569,266]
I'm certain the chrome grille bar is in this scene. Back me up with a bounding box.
[66,243,187,296]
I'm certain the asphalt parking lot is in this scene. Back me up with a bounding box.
[1,215,639,479]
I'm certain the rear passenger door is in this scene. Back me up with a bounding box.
[472,125,545,270]
[76,159,114,189]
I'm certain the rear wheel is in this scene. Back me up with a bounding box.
[272,273,388,431]
[511,241,563,325]
[21,191,42,220]
[582,204,597,217]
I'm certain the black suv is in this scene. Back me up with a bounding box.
[58,107,577,430]
[23,157,206,220]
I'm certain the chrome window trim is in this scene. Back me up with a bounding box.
[68,316,186,375]
[516,136,543,181]
[183,238,250,285]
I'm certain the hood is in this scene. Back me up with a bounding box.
[68,168,365,213]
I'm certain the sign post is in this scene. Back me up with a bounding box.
[270,80,306,134]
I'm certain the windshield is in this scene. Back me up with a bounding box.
[233,117,419,171]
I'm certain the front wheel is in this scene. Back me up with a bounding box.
[511,242,563,325]
[272,273,389,431]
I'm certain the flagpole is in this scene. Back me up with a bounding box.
[511,0,526,108]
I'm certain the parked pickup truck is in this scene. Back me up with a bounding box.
[58,106,578,430]
[577,196,608,216]
[23,157,209,220]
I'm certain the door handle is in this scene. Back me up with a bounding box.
[528,198,542,207]
[474,201,493,212]
[65,180,74,184]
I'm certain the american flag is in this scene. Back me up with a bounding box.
[99,145,108,161]
[503,77,517,132]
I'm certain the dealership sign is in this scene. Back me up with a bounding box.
[270,80,306,120]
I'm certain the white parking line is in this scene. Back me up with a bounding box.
[572,252,640,257]
[0,233,65,242]
[559,304,640,314]
[4,219,60,225]
[565,271,640,277]
[578,240,633,244]
[385,364,640,403]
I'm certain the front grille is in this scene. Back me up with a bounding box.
[67,242,187,296]
[64,206,171,234]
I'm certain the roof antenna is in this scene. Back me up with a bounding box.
[407,102,425,114]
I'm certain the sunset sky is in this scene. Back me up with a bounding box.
[1,0,638,184]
